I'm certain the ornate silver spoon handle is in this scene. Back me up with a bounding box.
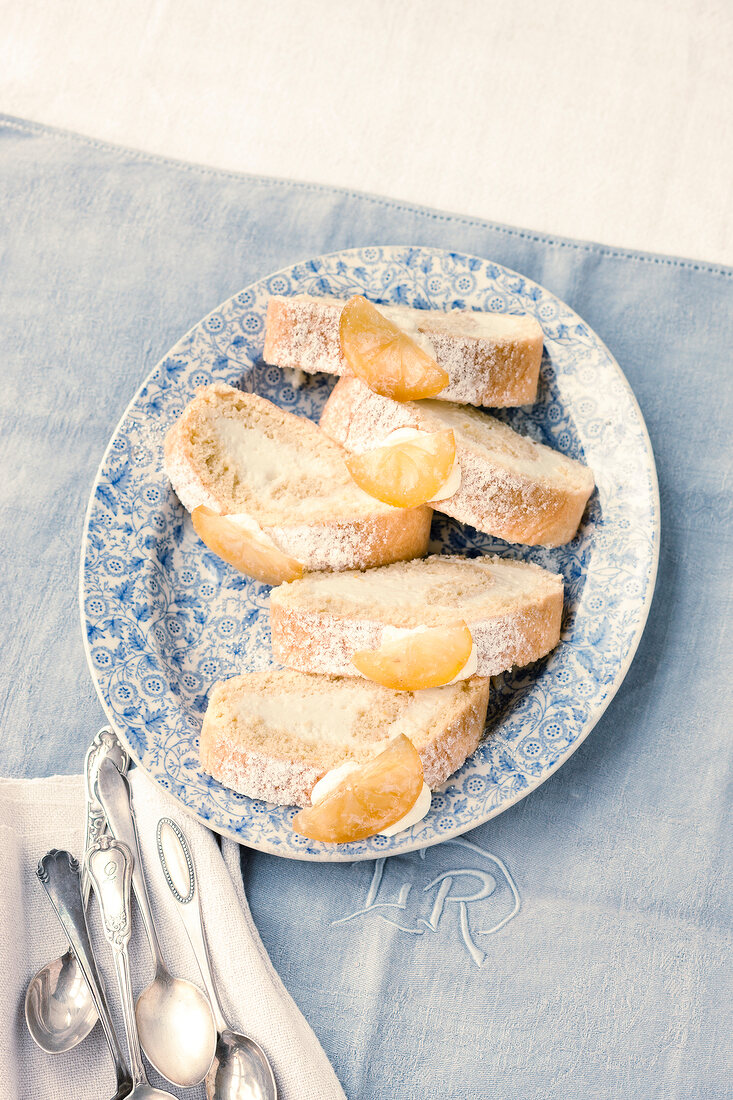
[157,816,227,1032]
[37,849,132,1092]
[82,726,130,906]
[95,756,166,971]
[86,836,147,1091]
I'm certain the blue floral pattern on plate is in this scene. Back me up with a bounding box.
[80,246,659,861]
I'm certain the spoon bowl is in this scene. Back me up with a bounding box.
[135,968,217,1088]
[25,950,100,1054]
[208,1030,277,1100]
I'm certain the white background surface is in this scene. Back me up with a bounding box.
[1,0,732,266]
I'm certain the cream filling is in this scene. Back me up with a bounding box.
[310,762,360,803]
[214,418,334,494]
[310,762,432,837]
[379,624,478,683]
[376,305,437,359]
[236,684,380,747]
[414,400,584,484]
[364,297,540,341]
[377,427,462,502]
[226,512,280,552]
[379,783,432,835]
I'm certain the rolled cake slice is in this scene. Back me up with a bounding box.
[270,554,563,679]
[164,382,432,581]
[264,294,544,406]
[320,375,595,547]
[199,669,491,806]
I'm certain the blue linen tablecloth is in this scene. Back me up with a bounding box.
[1,115,731,1099]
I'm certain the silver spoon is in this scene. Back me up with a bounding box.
[25,727,129,1053]
[34,849,133,1100]
[157,816,278,1100]
[87,836,175,1100]
[96,757,216,1087]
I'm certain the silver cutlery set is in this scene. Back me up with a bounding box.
[25,727,276,1100]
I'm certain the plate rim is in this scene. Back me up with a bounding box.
[79,243,661,861]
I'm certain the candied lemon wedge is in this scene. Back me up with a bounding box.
[191,506,304,585]
[339,295,449,401]
[352,621,473,690]
[292,735,424,843]
[345,429,456,508]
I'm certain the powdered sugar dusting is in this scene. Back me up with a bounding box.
[202,743,324,807]
[266,508,431,572]
[417,680,491,789]
[270,607,384,673]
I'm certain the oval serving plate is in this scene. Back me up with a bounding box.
[80,245,659,861]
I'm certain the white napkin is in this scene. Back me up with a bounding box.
[0,769,346,1100]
